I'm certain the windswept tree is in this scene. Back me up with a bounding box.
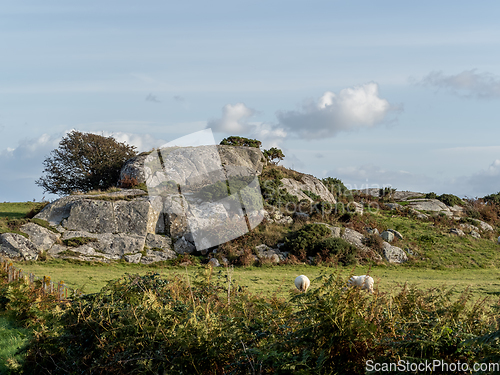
[220,136,262,149]
[263,147,285,165]
[36,131,137,195]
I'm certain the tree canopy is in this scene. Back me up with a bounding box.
[220,136,262,148]
[36,131,137,195]
[263,147,285,165]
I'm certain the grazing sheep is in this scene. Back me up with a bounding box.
[294,275,310,292]
[346,275,374,293]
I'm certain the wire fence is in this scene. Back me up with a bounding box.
[0,255,80,300]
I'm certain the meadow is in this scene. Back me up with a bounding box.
[2,200,500,373]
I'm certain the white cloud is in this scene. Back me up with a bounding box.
[98,131,166,152]
[277,83,396,139]
[419,70,500,98]
[208,103,255,133]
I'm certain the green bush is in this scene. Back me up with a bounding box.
[438,193,463,207]
[62,237,98,247]
[322,177,348,197]
[301,189,320,201]
[259,176,298,208]
[314,237,358,265]
[484,191,500,205]
[7,272,499,375]
[283,223,332,258]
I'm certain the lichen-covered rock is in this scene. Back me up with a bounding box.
[380,231,395,242]
[450,228,465,236]
[387,229,403,240]
[280,175,336,204]
[174,237,196,254]
[208,258,220,267]
[470,230,481,239]
[264,210,293,225]
[124,253,142,263]
[382,243,408,264]
[125,146,265,187]
[20,222,60,251]
[407,199,451,213]
[477,220,494,231]
[0,233,39,260]
[62,231,146,259]
[145,233,172,251]
[118,154,149,185]
[140,249,176,264]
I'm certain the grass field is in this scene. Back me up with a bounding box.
[12,260,500,301]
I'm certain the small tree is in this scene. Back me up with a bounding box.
[220,136,262,149]
[263,147,285,165]
[36,131,137,195]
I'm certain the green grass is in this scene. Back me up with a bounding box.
[0,316,32,373]
[0,202,41,220]
[12,260,500,301]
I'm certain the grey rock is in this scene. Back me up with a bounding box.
[118,154,149,185]
[450,228,465,236]
[143,145,264,189]
[163,195,189,238]
[348,201,364,215]
[477,220,494,231]
[386,203,403,211]
[459,223,479,232]
[498,236,500,244]
[366,227,379,236]
[387,229,403,240]
[124,253,142,263]
[208,258,220,267]
[382,242,408,264]
[470,230,481,239]
[352,188,424,201]
[174,237,196,254]
[405,247,418,256]
[380,231,395,242]
[20,222,61,251]
[47,244,67,256]
[407,199,451,213]
[145,233,172,251]
[62,231,146,259]
[264,210,293,225]
[140,249,177,264]
[0,233,39,260]
[280,175,336,204]
[341,228,383,261]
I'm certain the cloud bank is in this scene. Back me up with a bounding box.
[420,70,500,98]
[277,83,395,139]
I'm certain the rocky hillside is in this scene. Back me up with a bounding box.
[1,145,499,268]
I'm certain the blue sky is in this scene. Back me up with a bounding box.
[1,0,500,201]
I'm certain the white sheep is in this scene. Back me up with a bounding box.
[346,275,374,293]
[294,275,310,292]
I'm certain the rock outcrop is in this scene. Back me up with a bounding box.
[280,175,336,204]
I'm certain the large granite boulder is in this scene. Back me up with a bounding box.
[407,199,451,212]
[131,145,265,189]
[382,243,408,264]
[0,233,39,261]
[20,222,61,251]
[280,175,336,204]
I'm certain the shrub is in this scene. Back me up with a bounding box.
[322,177,348,197]
[362,233,385,253]
[314,237,358,265]
[220,136,262,148]
[117,174,139,189]
[438,193,463,207]
[484,191,500,206]
[36,131,137,195]
[283,223,332,259]
[62,237,98,247]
